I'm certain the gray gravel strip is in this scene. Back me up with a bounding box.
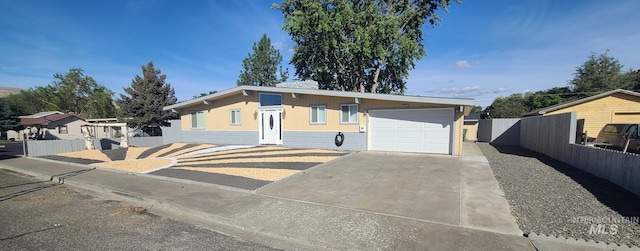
[39,155,103,165]
[478,143,640,248]
[150,169,271,191]
[101,148,128,161]
[136,144,173,159]
[178,152,346,164]
[174,162,323,170]
[156,143,201,157]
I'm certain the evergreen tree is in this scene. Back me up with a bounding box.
[237,34,288,86]
[570,51,625,95]
[0,98,21,131]
[116,61,177,130]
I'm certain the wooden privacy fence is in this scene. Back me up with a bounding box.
[520,112,640,196]
[24,119,181,157]
[25,136,165,157]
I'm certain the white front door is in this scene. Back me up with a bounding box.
[259,109,282,145]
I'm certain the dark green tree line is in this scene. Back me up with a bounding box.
[484,52,639,118]
[0,68,115,122]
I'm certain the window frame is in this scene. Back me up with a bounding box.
[230,109,242,126]
[340,104,359,124]
[58,125,68,134]
[259,93,283,107]
[190,111,205,129]
[309,105,327,125]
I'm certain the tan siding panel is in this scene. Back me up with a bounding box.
[463,121,478,141]
[547,93,640,138]
[612,112,640,123]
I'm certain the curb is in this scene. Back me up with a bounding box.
[0,163,330,251]
[527,232,640,251]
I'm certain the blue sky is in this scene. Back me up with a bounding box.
[1,0,639,108]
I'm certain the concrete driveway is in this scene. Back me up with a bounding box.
[257,142,522,236]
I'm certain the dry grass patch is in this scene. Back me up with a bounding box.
[147,143,188,158]
[177,167,298,181]
[92,158,173,173]
[175,156,339,166]
[125,147,150,160]
[163,144,216,158]
[58,149,111,162]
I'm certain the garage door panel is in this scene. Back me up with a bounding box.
[369,108,453,154]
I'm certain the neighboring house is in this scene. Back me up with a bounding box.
[19,111,86,140]
[164,84,474,155]
[523,89,640,139]
[86,118,123,138]
[463,113,481,142]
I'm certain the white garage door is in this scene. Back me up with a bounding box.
[368,108,453,154]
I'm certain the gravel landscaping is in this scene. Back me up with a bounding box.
[478,143,640,247]
[41,144,347,191]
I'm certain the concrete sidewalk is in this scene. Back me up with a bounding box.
[0,144,614,250]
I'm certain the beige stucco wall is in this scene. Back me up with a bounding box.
[453,112,464,156]
[180,94,260,131]
[547,93,640,138]
[463,121,479,141]
[177,91,467,155]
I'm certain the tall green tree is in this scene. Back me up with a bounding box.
[0,98,21,131]
[193,90,218,99]
[237,34,288,86]
[470,105,483,114]
[523,87,571,111]
[274,0,456,94]
[2,89,56,116]
[1,69,115,119]
[116,61,177,130]
[570,52,626,95]
[484,94,528,119]
[620,69,640,92]
[50,68,116,118]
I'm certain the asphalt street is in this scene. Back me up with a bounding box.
[0,168,279,251]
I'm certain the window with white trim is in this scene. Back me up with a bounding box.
[190,111,205,129]
[310,105,326,124]
[340,104,358,124]
[230,109,241,125]
[58,125,68,134]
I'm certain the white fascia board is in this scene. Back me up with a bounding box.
[163,85,475,111]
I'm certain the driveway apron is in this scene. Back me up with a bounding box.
[257,143,522,236]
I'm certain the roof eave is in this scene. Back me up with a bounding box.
[164,85,475,111]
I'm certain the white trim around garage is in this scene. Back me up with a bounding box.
[367,107,455,154]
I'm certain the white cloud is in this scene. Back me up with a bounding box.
[426,86,511,97]
[455,60,470,69]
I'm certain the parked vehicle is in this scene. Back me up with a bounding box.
[127,127,162,137]
[594,123,640,153]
